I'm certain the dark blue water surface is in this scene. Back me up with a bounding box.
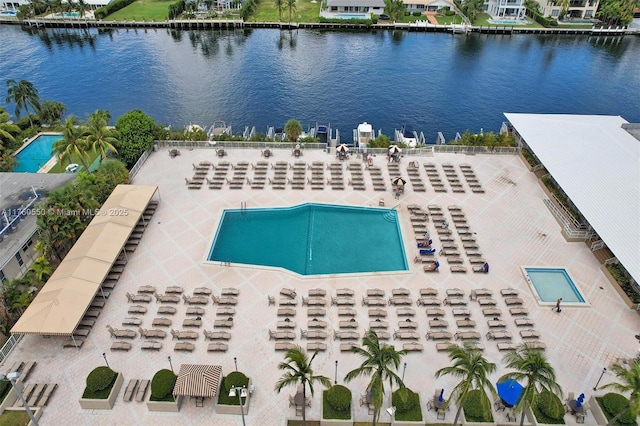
[1,25,638,141]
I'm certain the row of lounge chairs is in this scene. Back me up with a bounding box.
[460,163,485,193]
[14,382,57,407]
[406,161,427,192]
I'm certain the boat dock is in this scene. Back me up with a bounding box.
[5,17,637,36]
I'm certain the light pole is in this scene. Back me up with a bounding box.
[102,352,109,368]
[1,372,39,426]
[229,385,248,426]
[168,356,173,373]
[593,367,607,391]
[334,360,338,384]
[234,357,238,372]
[402,362,407,382]
[386,406,396,425]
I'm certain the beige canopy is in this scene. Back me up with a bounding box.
[173,365,223,398]
[11,185,158,336]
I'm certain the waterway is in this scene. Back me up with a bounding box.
[1,25,639,141]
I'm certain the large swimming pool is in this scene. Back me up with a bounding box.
[208,203,408,275]
[523,267,586,304]
[14,134,62,173]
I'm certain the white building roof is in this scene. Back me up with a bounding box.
[327,0,385,7]
[504,113,640,285]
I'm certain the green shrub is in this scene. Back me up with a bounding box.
[86,367,117,393]
[445,10,456,15]
[532,390,565,424]
[606,264,640,303]
[323,389,351,420]
[391,388,422,421]
[326,385,351,412]
[598,393,637,425]
[223,372,249,393]
[0,380,11,402]
[520,147,540,167]
[150,369,177,401]
[462,389,493,422]
[412,11,422,16]
[527,9,558,27]
[94,0,137,20]
[168,0,186,19]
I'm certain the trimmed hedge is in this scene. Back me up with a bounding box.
[150,369,177,401]
[323,388,351,420]
[94,0,138,20]
[391,387,422,421]
[86,367,117,393]
[606,264,640,303]
[217,372,249,405]
[326,385,351,412]
[462,389,493,423]
[82,367,117,399]
[319,17,376,25]
[597,393,637,425]
[0,380,11,402]
[532,390,565,424]
[527,9,558,27]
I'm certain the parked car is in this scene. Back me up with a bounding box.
[379,14,390,20]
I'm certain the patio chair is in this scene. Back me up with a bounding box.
[136,380,150,402]
[123,379,138,402]
[38,383,57,406]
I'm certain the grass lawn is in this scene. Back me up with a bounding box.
[104,0,174,21]
[473,12,544,28]
[48,148,100,173]
[250,0,320,23]
[0,411,30,426]
[558,23,594,28]
[436,14,464,24]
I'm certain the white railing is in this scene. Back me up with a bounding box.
[590,240,605,251]
[550,193,589,229]
[129,148,153,181]
[0,334,23,365]
[543,199,594,240]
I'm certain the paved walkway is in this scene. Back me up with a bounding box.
[2,148,637,425]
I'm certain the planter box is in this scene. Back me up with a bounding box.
[518,150,535,172]
[79,372,123,410]
[147,395,183,412]
[3,406,43,425]
[460,406,496,426]
[320,394,351,426]
[601,265,637,309]
[590,395,609,426]
[0,381,20,412]
[215,378,251,415]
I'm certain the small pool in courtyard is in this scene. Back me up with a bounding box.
[522,267,587,304]
[14,134,62,173]
[208,203,408,275]
[336,13,368,19]
[488,19,528,25]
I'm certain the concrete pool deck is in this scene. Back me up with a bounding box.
[2,147,638,425]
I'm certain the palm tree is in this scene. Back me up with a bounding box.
[435,343,497,425]
[5,79,41,127]
[286,0,296,23]
[0,107,20,146]
[274,0,284,21]
[502,343,563,426]
[601,358,640,425]
[284,118,302,142]
[345,330,407,425]
[83,111,118,164]
[53,116,90,169]
[75,0,89,18]
[275,346,331,426]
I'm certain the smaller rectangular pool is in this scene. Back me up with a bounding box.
[14,134,62,173]
[336,13,368,19]
[522,267,587,304]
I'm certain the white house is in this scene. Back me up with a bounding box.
[483,0,526,19]
[323,0,386,18]
[403,0,454,13]
[533,0,599,20]
[1,0,111,12]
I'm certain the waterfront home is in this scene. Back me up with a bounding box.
[322,0,385,19]
[403,0,454,13]
[1,0,112,11]
[533,0,599,20]
[484,0,526,19]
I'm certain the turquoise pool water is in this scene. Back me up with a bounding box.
[208,203,408,275]
[14,134,62,173]
[337,13,367,19]
[488,19,526,25]
[525,268,585,303]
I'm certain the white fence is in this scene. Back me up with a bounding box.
[0,334,23,366]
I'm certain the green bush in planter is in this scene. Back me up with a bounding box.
[391,387,422,421]
[462,389,493,422]
[326,385,351,412]
[532,390,565,424]
[0,380,11,401]
[599,393,637,425]
[218,372,249,405]
[86,367,117,393]
[150,369,177,401]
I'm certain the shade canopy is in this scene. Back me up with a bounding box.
[173,364,222,398]
[392,177,406,186]
[497,379,524,407]
[11,185,158,336]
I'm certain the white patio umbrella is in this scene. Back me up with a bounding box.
[337,144,349,153]
[388,145,401,154]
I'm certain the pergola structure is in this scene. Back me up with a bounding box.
[11,185,159,341]
[173,364,223,400]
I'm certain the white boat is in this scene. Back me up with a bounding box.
[208,120,231,140]
[396,124,418,148]
[354,122,373,150]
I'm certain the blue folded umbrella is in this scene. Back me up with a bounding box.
[439,389,444,402]
[496,379,524,407]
